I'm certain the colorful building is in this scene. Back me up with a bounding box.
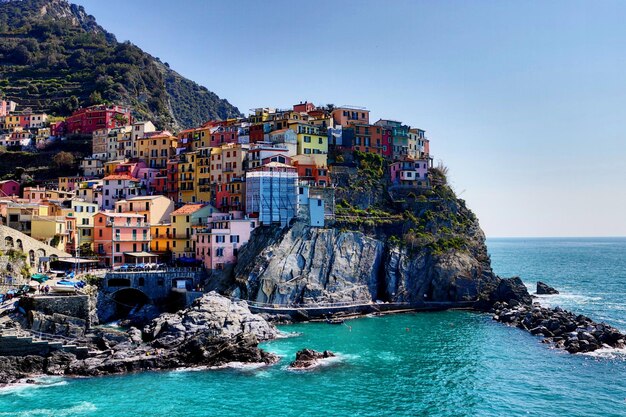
[169,204,217,260]
[211,144,247,211]
[0,180,20,198]
[332,106,370,126]
[292,122,328,164]
[93,212,151,267]
[66,105,132,135]
[291,155,329,187]
[195,211,258,270]
[114,195,174,224]
[70,199,98,251]
[101,175,145,210]
[389,158,430,187]
[136,131,177,169]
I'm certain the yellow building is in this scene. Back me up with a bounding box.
[70,200,98,251]
[30,208,76,253]
[104,160,125,176]
[195,147,212,203]
[170,204,216,260]
[137,132,177,169]
[150,223,173,255]
[177,152,197,204]
[291,122,328,164]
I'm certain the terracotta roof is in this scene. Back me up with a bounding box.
[171,204,206,216]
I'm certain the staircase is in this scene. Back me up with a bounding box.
[0,330,89,359]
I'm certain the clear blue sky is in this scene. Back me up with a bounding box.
[76,0,626,237]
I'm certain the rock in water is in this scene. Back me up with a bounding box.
[289,349,335,369]
[489,276,533,306]
[536,281,559,295]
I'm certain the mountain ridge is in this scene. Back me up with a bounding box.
[0,0,241,129]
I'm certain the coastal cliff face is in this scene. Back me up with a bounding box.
[232,165,500,307]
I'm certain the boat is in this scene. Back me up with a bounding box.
[325,318,345,325]
[50,280,77,293]
[30,273,50,283]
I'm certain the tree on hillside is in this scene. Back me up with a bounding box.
[113,113,128,126]
[53,151,75,169]
[89,91,104,105]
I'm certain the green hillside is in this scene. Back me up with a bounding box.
[0,0,241,129]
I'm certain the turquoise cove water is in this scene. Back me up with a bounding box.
[1,238,625,417]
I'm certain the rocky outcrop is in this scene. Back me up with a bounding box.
[536,282,559,295]
[145,291,277,346]
[491,302,625,354]
[477,276,533,309]
[288,349,336,369]
[233,220,498,307]
[235,222,385,305]
[0,292,277,384]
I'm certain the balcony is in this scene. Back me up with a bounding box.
[113,236,150,242]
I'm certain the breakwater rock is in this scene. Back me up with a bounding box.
[491,302,626,354]
[288,349,336,369]
[536,281,559,295]
[0,293,277,384]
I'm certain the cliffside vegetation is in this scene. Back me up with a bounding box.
[0,0,241,129]
[333,153,481,259]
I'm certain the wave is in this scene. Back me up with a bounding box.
[169,361,271,374]
[579,346,626,360]
[0,377,68,396]
[274,330,302,339]
[0,401,96,416]
[534,292,603,307]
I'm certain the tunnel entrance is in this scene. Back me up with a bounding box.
[111,288,152,319]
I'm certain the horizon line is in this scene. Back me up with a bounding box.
[486,236,626,239]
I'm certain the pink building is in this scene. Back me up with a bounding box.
[195,211,257,270]
[0,180,19,198]
[332,106,370,127]
[390,158,430,187]
[0,100,17,117]
[23,186,47,202]
[93,212,152,267]
[136,167,161,193]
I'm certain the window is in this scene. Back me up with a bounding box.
[317,199,322,206]
[99,229,103,237]
[230,235,239,243]
[304,149,311,154]
[304,136,311,143]
[216,235,225,243]
[216,248,224,257]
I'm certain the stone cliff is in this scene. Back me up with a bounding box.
[231,163,501,307]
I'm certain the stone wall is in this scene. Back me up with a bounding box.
[20,295,94,327]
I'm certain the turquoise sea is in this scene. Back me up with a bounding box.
[1,238,626,417]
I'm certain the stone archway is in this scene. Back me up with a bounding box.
[16,239,23,251]
[111,288,152,319]
[4,236,13,249]
[28,250,35,267]
[36,249,45,258]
